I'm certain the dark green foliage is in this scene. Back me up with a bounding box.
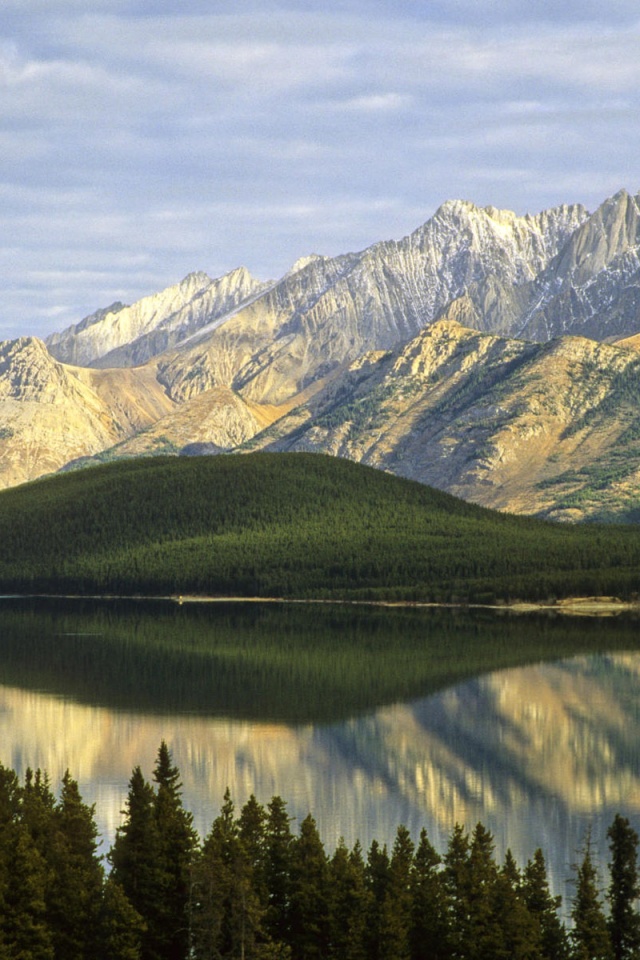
[607,815,640,960]
[523,849,569,960]
[110,767,165,960]
[288,814,331,960]
[328,840,371,960]
[571,836,614,960]
[1,750,640,960]
[151,742,197,960]
[1,452,640,602]
[46,771,104,960]
[410,829,449,960]
[98,878,146,960]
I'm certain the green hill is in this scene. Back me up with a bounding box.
[0,452,639,602]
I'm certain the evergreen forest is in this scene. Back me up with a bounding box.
[1,453,640,603]
[0,743,639,960]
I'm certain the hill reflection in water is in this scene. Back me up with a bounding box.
[0,598,639,905]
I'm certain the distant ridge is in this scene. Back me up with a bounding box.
[1,188,640,518]
[1,453,639,603]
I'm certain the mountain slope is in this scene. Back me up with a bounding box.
[3,188,640,515]
[247,319,640,520]
[46,267,269,367]
[1,453,640,602]
[456,189,640,342]
[152,199,586,407]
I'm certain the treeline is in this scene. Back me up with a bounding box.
[1,744,640,960]
[1,453,640,603]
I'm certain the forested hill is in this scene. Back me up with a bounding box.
[1,452,640,602]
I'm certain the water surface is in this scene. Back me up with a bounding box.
[0,597,638,907]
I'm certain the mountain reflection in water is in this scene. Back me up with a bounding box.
[0,599,639,906]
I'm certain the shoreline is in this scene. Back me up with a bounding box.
[1,593,639,617]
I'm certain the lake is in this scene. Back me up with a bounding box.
[0,596,639,912]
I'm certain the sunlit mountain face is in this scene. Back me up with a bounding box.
[1,599,639,910]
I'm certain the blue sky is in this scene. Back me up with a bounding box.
[2,0,639,339]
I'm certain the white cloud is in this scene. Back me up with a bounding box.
[1,4,639,338]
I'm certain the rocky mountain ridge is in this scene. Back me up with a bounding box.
[2,187,640,518]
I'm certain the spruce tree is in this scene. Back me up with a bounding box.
[365,839,391,960]
[1,825,54,960]
[152,741,197,960]
[607,814,640,960]
[443,823,471,960]
[99,876,146,960]
[288,813,330,960]
[493,850,541,960]
[110,766,163,960]
[466,822,501,960]
[571,834,614,960]
[411,827,450,960]
[377,825,415,960]
[263,796,294,948]
[194,788,264,960]
[523,849,569,960]
[46,771,104,960]
[328,839,372,960]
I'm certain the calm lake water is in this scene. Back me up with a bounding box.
[0,596,639,910]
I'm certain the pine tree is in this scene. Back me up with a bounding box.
[365,839,391,960]
[328,839,371,960]
[443,823,471,959]
[263,796,294,948]
[1,824,54,960]
[523,849,569,960]
[46,771,104,960]
[411,827,450,960]
[607,815,640,960]
[152,741,197,960]
[110,766,163,960]
[377,825,415,960]
[288,813,330,960]
[571,834,614,960]
[99,877,146,960]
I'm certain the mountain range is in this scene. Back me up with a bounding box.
[2,187,640,520]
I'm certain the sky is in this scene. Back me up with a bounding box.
[2,1,640,340]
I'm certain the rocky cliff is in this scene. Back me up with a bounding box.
[3,188,640,518]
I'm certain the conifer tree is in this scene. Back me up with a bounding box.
[377,825,415,960]
[365,839,391,960]
[607,814,640,960]
[523,849,569,960]
[263,796,294,948]
[110,766,163,960]
[194,788,265,960]
[152,741,197,960]
[328,839,371,960]
[571,834,614,960]
[411,827,450,960]
[466,822,501,960]
[288,813,330,960]
[493,850,541,960]
[443,823,471,959]
[0,824,54,960]
[46,771,104,960]
[99,876,146,960]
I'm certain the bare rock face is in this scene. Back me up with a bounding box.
[253,319,640,520]
[45,268,269,368]
[461,190,640,342]
[0,337,126,488]
[154,199,586,407]
[4,188,640,517]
